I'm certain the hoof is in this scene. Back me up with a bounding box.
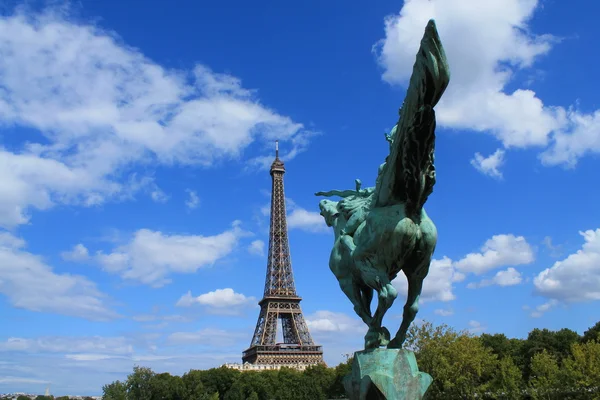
[364,326,391,349]
[387,336,405,349]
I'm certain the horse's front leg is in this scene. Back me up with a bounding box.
[388,272,425,349]
[357,261,397,349]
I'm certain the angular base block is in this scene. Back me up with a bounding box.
[343,348,432,400]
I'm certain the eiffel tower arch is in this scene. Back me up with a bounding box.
[242,141,324,368]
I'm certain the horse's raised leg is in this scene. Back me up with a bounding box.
[388,274,423,349]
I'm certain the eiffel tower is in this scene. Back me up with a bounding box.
[242,141,324,367]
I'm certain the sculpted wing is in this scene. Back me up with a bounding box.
[374,20,450,214]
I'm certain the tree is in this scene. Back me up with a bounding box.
[302,364,335,399]
[197,367,240,398]
[17,396,30,400]
[489,356,523,399]
[480,333,525,372]
[528,349,561,400]
[581,321,600,343]
[562,340,600,395]
[328,356,353,398]
[182,369,206,399]
[149,372,185,400]
[125,365,155,400]
[406,321,498,399]
[522,328,580,380]
[102,379,127,400]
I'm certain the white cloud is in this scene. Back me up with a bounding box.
[374,0,600,168]
[528,299,558,318]
[0,231,117,320]
[454,234,534,274]
[306,311,365,334]
[0,336,133,355]
[167,328,246,347]
[185,189,200,210]
[287,207,328,233]
[534,229,600,302]
[95,221,246,286]
[468,320,486,334]
[61,243,90,262]
[150,187,169,203]
[467,267,522,289]
[393,256,464,303]
[0,9,314,228]
[0,376,50,384]
[248,239,265,256]
[259,198,327,233]
[470,149,505,179]
[434,308,454,317]
[285,198,328,233]
[176,288,256,315]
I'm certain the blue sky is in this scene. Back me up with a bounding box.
[1,0,600,396]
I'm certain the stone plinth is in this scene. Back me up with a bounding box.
[343,348,432,400]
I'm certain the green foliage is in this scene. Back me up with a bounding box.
[125,365,155,400]
[17,396,31,400]
[489,356,523,399]
[96,320,600,400]
[148,372,185,400]
[562,340,600,394]
[581,321,600,343]
[328,354,353,398]
[407,322,497,399]
[522,327,581,379]
[528,350,561,399]
[102,379,127,400]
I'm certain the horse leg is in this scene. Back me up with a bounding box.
[338,277,372,326]
[359,284,373,318]
[357,263,398,348]
[388,274,423,349]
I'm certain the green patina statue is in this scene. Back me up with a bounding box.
[316,19,450,399]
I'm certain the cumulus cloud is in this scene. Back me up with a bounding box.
[95,221,247,286]
[287,207,328,233]
[248,239,265,256]
[534,229,600,302]
[525,300,559,318]
[285,198,328,233]
[176,288,256,315]
[374,0,600,168]
[0,9,314,228]
[259,198,327,233]
[467,267,522,289]
[0,231,117,320]
[454,234,534,274]
[306,311,365,334]
[185,189,200,210]
[471,149,505,179]
[393,256,464,303]
[61,243,90,262]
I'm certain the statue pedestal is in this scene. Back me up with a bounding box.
[343,348,432,400]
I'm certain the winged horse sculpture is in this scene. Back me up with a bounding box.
[316,19,450,350]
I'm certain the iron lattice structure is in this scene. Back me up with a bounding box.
[242,142,324,367]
